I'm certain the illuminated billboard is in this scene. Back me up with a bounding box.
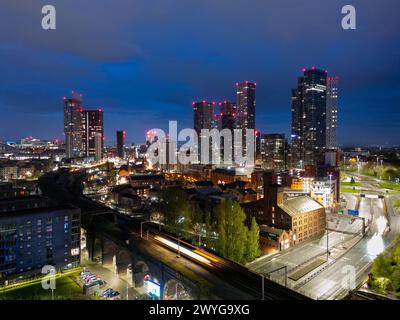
[145,279,161,299]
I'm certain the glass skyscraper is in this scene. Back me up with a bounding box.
[64,93,83,159]
[291,68,329,167]
[82,109,104,160]
[236,81,256,161]
[326,77,338,149]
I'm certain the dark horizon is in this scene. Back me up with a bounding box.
[0,0,399,145]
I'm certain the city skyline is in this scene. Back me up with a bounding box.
[0,1,399,146]
[1,1,400,304]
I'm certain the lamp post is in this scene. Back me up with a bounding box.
[326,217,329,262]
[328,173,333,212]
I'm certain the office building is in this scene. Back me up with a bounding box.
[219,101,236,163]
[82,109,104,160]
[116,131,126,159]
[326,77,338,149]
[262,134,287,171]
[193,101,216,163]
[219,101,236,131]
[236,81,256,159]
[291,68,328,168]
[64,93,83,159]
[94,133,103,161]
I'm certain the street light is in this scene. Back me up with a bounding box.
[328,173,333,212]
[326,217,329,262]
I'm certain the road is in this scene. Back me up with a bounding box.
[298,197,386,300]
[248,231,354,276]
[287,169,400,300]
[248,179,399,300]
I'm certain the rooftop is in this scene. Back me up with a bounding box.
[260,225,287,237]
[279,196,324,217]
[0,204,80,218]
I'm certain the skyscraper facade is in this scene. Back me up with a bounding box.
[193,101,216,162]
[236,81,256,159]
[218,101,236,163]
[193,101,216,134]
[219,101,236,131]
[326,77,338,149]
[291,68,328,168]
[94,133,103,161]
[64,94,83,159]
[116,130,126,159]
[236,81,256,130]
[262,133,287,171]
[82,109,104,159]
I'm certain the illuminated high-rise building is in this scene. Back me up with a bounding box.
[326,77,338,149]
[291,68,327,168]
[63,93,83,159]
[94,133,103,161]
[236,81,256,131]
[82,109,104,159]
[193,101,216,162]
[262,133,287,171]
[218,101,236,164]
[117,130,126,159]
[236,81,256,160]
[219,101,236,131]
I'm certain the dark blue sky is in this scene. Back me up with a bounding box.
[0,0,399,145]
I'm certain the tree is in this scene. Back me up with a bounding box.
[159,188,192,232]
[390,269,400,297]
[371,254,392,279]
[215,200,248,263]
[350,176,355,185]
[393,245,400,266]
[215,200,227,257]
[245,217,260,262]
[203,211,216,250]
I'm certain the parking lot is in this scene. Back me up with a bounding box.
[80,262,152,300]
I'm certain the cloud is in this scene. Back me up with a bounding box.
[0,0,399,144]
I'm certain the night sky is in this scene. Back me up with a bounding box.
[0,0,399,146]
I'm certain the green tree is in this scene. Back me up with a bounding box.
[245,217,261,262]
[215,200,227,257]
[390,269,400,297]
[350,176,355,185]
[393,245,400,265]
[159,188,192,232]
[371,254,392,279]
[215,200,248,263]
[203,212,216,250]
